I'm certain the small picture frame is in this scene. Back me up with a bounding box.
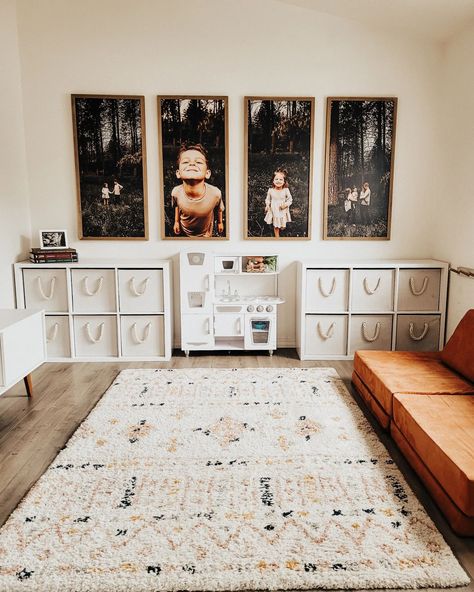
[39,230,69,250]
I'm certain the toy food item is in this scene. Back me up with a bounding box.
[246,256,265,273]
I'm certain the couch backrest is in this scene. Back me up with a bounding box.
[441,309,474,383]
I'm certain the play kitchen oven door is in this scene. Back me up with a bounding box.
[244,314,276,350]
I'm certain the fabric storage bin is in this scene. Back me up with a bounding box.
[45,315,71,358]
[397,269,441,311]
[22,268,68,312]
[349,314,393,354]
[71,269,116,313]
[305,269,349,312]
[304,314,347,356]
[73,315,118,357]
[120,315,164,357]
[351,269,394,312]
[396,315,441,352]
[118,269,164,313]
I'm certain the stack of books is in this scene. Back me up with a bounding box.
[29,248,78,264]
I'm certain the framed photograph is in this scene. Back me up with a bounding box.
[39,229,68,250]
[324,97,397,240]
[245,97,314,240]
[158,96,228,239]
[71,94,148,240]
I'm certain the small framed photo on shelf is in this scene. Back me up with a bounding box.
[39,230,69,250]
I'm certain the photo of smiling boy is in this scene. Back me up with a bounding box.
[171,144,224,237]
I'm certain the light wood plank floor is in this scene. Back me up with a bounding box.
[0,349,472,591]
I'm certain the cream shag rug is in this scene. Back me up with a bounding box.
[0,368,469,591]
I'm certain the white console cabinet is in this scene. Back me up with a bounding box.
[179,252,284,355]
[296,260,449,360]
[14,260,172,361]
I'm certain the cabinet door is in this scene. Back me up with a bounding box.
[23,269,68,312]
[350,315,393,354]
[120,315,164,357]
[397,269,441,311]
[304,315,347,356]
[180,252,213,313]
[118,269,164,313]
[305,269,349,312]
[45,315,71,358]
[351,269,394,312]
[71,269,116,312]
[214,314,244,337]
[396,315,441,352]
[73,315,118,357]
[181,314,214,347]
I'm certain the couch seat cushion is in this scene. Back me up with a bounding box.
[393,394,474,517]
[353,350,474,417]
[441,309,474,383]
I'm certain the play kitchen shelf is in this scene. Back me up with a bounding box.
[180,252,284,356]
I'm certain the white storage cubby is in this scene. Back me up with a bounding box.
[15,259,172,361]
[296,260,448,360]
[179,252,284,356]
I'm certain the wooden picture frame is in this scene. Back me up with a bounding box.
[158,96,229,240]
[323,97,397,240]
[71,94,148,240]
[245,97,314,240]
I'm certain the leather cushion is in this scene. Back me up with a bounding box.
[393,394,474,517]
[441,309,474,383]
[353,350,474,416]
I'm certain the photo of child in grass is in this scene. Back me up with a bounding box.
[159,97,228,239]
[324,97,397,240]
[72,95,147,240]
[246,98,314,239]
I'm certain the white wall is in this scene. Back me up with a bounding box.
[13,0,445,344]
[434,21,474,337]
[0,0,31,308]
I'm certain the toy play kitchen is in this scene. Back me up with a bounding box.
[179,252,285,356]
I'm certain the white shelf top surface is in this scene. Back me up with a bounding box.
[17,259,171,268]
[301,259,449,268]
[0,309,43,331]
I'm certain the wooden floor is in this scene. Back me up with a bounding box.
[0,349,472,590]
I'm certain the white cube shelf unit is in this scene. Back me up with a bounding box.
[14,259,172,361]
[296,260,449,360]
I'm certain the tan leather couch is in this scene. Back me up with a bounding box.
[352,310,474,536]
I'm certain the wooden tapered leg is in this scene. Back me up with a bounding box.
[23,374,33,397]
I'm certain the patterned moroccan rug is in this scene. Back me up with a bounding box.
[0,368,469,591]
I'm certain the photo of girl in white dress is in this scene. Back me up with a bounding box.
[264,168,293,237]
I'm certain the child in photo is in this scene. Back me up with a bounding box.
[101,182,112,207]
[113,179,124,204]
[264,168,293,237]
[171,144,224,237]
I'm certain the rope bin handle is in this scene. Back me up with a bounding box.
[36,276,56,300]
[362,321,381,343]
[85,322,105,344]
[409,276,429,296]
[130,276,150,296]
[318,276,336,297]
[46,323,59,343]
[317,321,335,340]
[131,322,151,344]
[83,276,104,296]
[409,322,429,341]
[363,276,381,295]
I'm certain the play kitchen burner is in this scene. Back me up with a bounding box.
[180,252,285,356]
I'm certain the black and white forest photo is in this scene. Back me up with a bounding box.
[72,95,148,240]
[324,98,397,240]
[246,98,314,239]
